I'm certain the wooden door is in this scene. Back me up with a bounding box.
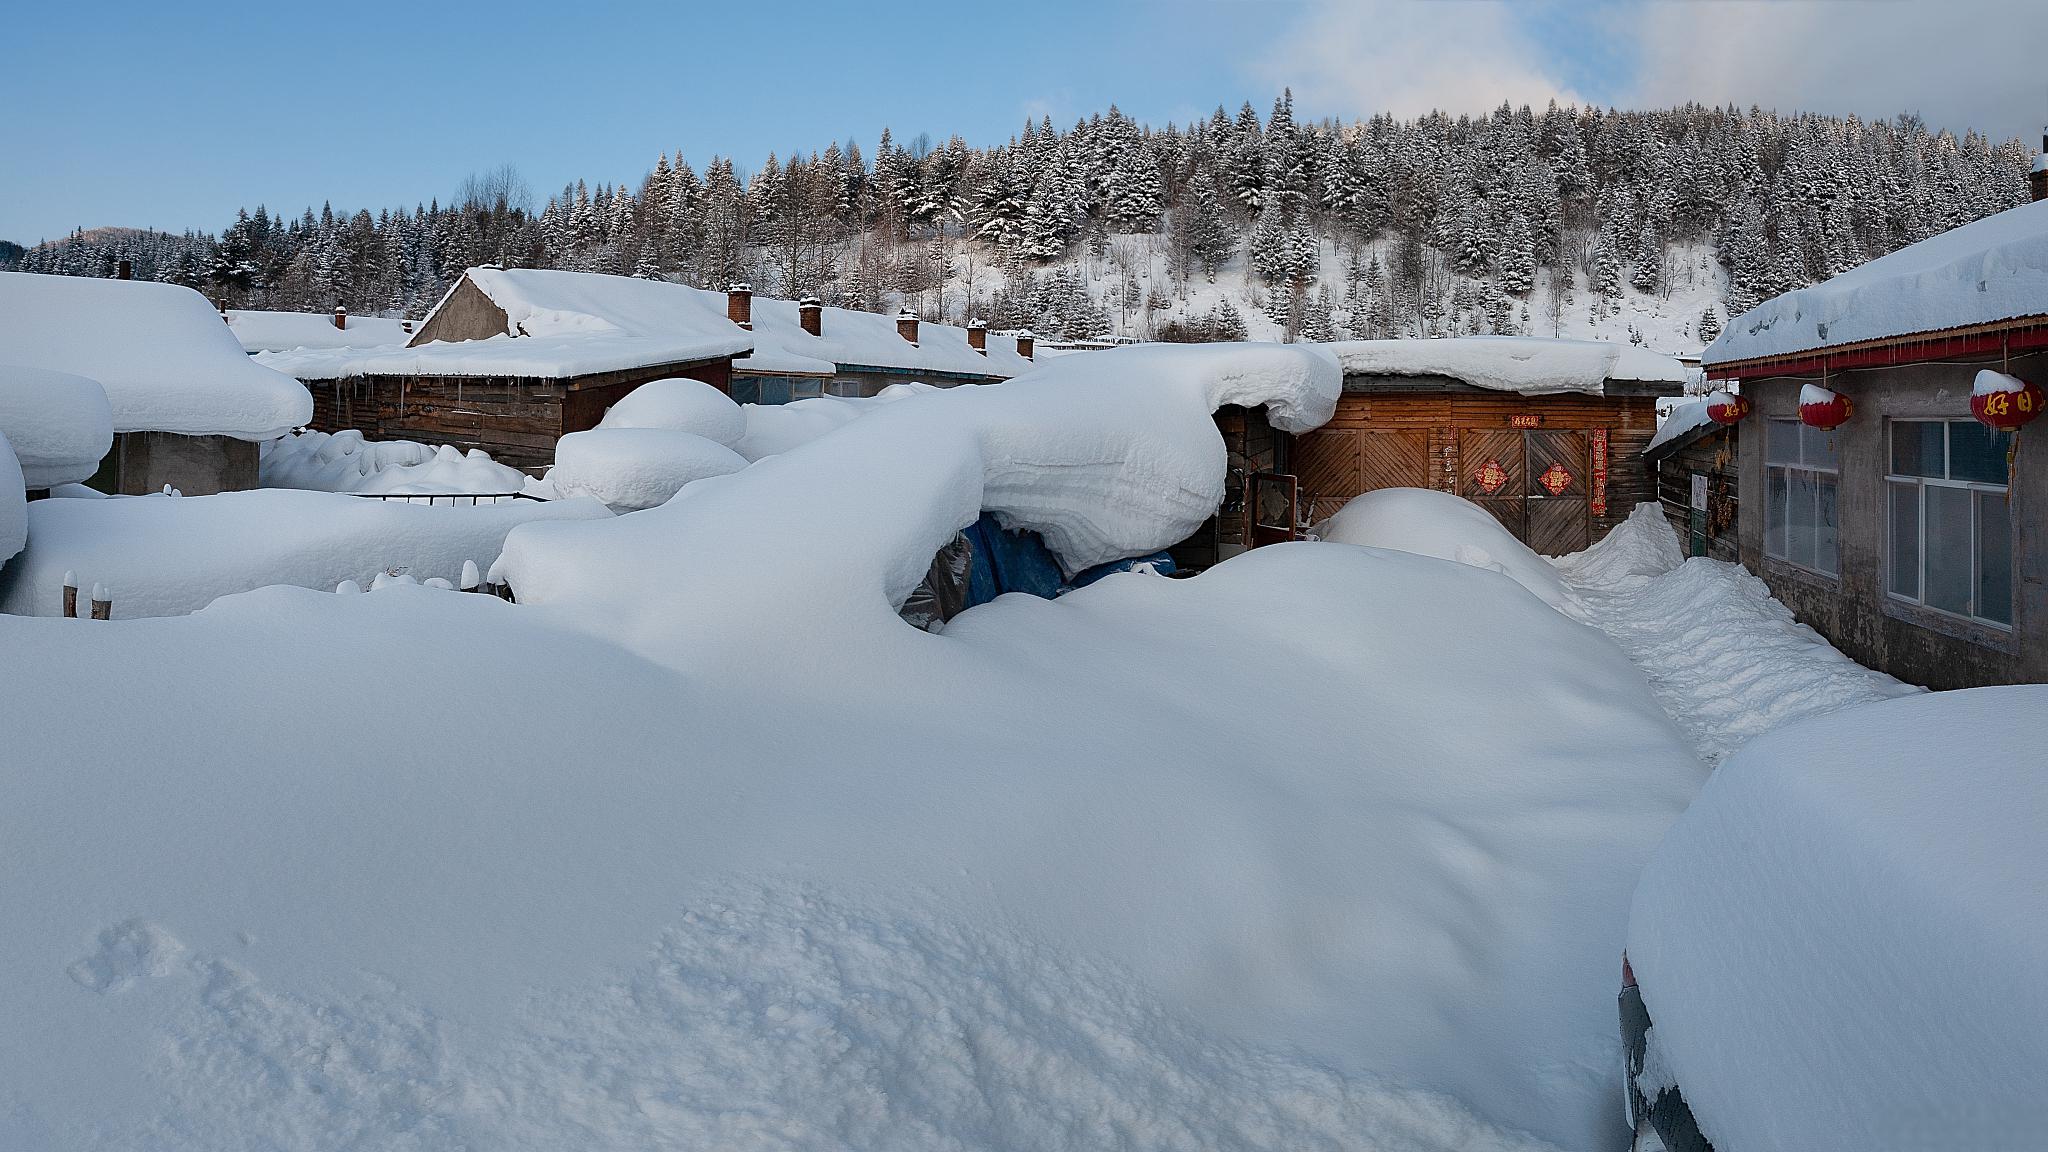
[1459,428,1525,539]
[1293,428,1429,523]
[1523,430,1591,555]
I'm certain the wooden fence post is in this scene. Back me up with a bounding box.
[89,583,111,621]
[62,570,78,619]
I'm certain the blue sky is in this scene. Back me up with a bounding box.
[5,0,2042,244]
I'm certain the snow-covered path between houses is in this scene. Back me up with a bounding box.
[1553,505,1918,766]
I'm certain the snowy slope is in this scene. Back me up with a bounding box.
[0,342,1707,1151]
[1628,687,2048,1150]
[0,272,312,439]
[1707,198,2048,364]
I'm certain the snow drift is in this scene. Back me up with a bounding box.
[733,381,939,460]
[0,489,610,618]
[0,364,115,488]
[1627,687,2048,1150]
[1315,487,1581,616]
[0,271,312,439]
[0,429,24,564]
[594,375,747,445]
[546,427,751,511]
[261,429,533,495]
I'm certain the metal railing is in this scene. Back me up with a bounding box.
[346,491,545,506]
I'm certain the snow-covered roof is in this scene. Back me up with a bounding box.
[0,364,115,488]
[1331,337,1689,395]
[226,309,413,353]
[0,272,313,440]
[1705,198,2048,367]
[1643,397,1718,457]
[735,296,1035,380]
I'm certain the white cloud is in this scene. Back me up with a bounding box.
[1257,0,1585,121]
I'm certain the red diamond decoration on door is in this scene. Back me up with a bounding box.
[1474,459,1508,494]
[1537,462,1574,495]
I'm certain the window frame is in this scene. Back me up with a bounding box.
[1884,418,2013,631]
[1762,417,1842,579]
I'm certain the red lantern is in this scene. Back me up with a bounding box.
[1799,384,1853,430]
[1705,390,1749,425]
[1972,370,2043,431]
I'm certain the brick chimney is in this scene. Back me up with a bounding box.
[2031,128,2048,203]
[1016,329,1035,360]
[333,304,348,331]
[799,295,823,337]
[116,259,132,281]
[967,318,987,354]
[727,282,753,330]
[897,308,920,346]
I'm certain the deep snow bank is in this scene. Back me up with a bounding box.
[546,427,750,512]
[0,364,115,488]
[1628,687,2048,1150]
[0,489,610,618]
[732,381,939,460]
[1315,487,1581,616]
[261,429,533,495]
[596,375,746,445]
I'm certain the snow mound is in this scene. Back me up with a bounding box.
[0,364,115,488]
[1556,504,1914,764]
[0,429,25,564]
[547,427,751,512]
[1316,487,1581,616]
[0,271,312,440]
[596,376,746,445]
[1332,336,1688,395]
[735,382,939,460]
[0,489,611,618]
[1628,687,2048,1150]
[261,429,532,495]
[225,309,410,353]
[1707,198,2048,364]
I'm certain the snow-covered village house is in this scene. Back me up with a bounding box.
[721,285,1036,403]
[0,271,312,495]
[257,268,755,473]
[1175,338,1688,567]
[1701,193,2048,688]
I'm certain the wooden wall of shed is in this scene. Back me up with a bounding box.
[407,275,510,346]
[1653,425,1740,562]
[306,357,733,475]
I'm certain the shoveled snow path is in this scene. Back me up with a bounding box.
[1552,505,1917,766]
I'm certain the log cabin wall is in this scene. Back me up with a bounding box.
[1652,424,1740,563]
[305,356,733,476]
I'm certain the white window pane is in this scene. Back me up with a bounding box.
[1949,421,2012,485]
[1977,490,2012,625]
[1888,481,1920,598]
[1766,468,1789,559]
[1816,476,1839,576]
[1767,419,1801,465]
[1891,420,1943,477]
[1925,484,1973,615]
[1787,469,1818,567]
[1804,425,1840,471]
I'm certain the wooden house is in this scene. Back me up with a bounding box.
[258,268,753,473]
[1178,339,1688,568]
[1701,193,2048,688]
[1643,398,1740,563]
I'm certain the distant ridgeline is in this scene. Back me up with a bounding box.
[11,98,2035,345]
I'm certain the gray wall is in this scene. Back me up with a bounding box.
[91,433,260,496]
[1737,350,2047,688]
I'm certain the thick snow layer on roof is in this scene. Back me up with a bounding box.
[1555,505,1914,765]
[255,332,743,382]
[1315,487,1581,616]
[0,272,312,439]
[261,430,534,495]
[595,376,746,445]
[1643,396,1715,456]
[0,488,610,618]
[1627,687,2047,1149]
[735,295,1036,379]
[0,430,25,565]
[1706,199,2048,364]
[1331,336,1689,394]
[733,382,938,460]
[225,309,412,353]
[547,427,750,512]
[0,364,115,488]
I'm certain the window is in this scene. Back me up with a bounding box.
[826,378,863,398]
[1764,418,1840,575]
[1887,419,2013,628]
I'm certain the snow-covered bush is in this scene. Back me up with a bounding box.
[546,427,749,512]
[1316,486,1580,616]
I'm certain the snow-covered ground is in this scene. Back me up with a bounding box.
[261,429,536,496]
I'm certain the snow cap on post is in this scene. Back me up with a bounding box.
[1971,369,2043,431]
[1798,383,1853,431]
[1705,389,1750,425]
[896,308,919,347]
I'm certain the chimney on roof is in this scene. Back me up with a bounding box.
[2032,128,2048,203]
[799,295,823,337]
[333,304,348,331]
[116,259,132,281]
[1016,329,1035,360]
[727,282,753,330]
[897,308,920,346]
[967,318,987,354]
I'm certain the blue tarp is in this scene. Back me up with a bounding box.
[958,512,1175,609]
